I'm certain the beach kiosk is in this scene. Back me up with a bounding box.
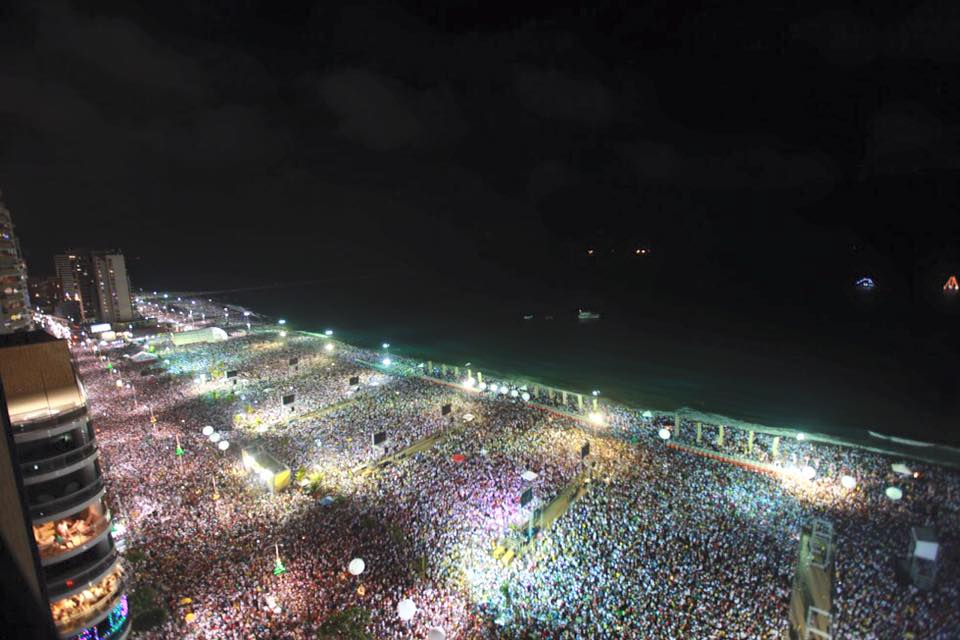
[241,445,291,493]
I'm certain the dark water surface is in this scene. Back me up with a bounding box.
[223,272,960,456]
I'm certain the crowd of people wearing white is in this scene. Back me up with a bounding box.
[73,301,958,639]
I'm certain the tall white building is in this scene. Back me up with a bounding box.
[0,190,32,334]
[54,251,134,324]
[92,253,133,323]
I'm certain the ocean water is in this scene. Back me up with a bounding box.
[221,273,960,460]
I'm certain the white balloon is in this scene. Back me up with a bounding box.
[210,432,221,443]
[840,475,856,489]
[202,425,214,436]
[885,486,903,501]
[397,598,416,621]
[348,558,365,576]
[218,440,230,451]
[428,628,446,640]
[658,428,671,440]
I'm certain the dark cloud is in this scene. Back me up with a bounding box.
[0,74,104,138]
[865,103,960,174]
[629,139,835,193]
[308,69,464,151]
[790,11,880,67]
[889,0,960,62]
[513,67,613,125]
[527,160,579,204]
[30,1,212,102]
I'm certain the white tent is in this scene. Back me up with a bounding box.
[129,351,159,363]
[171,326,229,346]
[891,463,913,476]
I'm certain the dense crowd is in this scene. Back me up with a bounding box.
[71,299,960,639]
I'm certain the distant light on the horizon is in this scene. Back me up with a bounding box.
[324,329,333,336]
[382,342,390,349]
[278,319,286,325]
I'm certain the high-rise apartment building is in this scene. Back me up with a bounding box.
[92,254,133,323]
[0,190,33,334]
[0,330,130,640]
[55,251,134,324]
[28,276,63,315]
[54,254,98,324]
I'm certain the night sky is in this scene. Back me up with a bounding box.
[2,1,960,437]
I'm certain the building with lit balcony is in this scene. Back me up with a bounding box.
[0,189,33,334]
[29,276,63,315]
[55,251,134,324]
[0,330,129,640]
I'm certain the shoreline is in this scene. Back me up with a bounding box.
[300,327,960,469]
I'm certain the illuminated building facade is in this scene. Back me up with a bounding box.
[0,331,130,640]
[91,254,133,323]
[0,190,33,334]
[55,251,134,324]
[29,276,64,315]
[54,253,98,324]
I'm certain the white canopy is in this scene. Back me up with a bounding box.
[891,463,913,476]
[171,326,229,346]
[521,470,538,482]
[914,540,939,561]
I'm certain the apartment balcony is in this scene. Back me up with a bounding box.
[21,442,99,486]
[64,594,130,640]
[34,501,112,566]
[45,539,118,600]
[12,407,87,442]
[50,561,126,638]
[30,475,106,523]
[0,260,26,279]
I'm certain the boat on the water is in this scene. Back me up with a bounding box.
[577,309,601,320]
[522,314,534,320]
